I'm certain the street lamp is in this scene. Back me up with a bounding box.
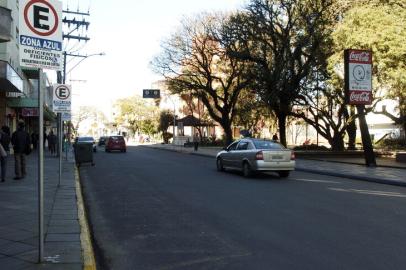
[64,52,106,81]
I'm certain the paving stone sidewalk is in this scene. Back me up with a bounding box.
[144,144,406,187]
[0,148,82,270]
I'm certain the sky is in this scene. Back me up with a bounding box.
[60,0,246,115]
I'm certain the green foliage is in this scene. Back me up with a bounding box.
[376,137,406,150]
[293,144,330,151]
[158,110,174,133]
[114,95,159,135]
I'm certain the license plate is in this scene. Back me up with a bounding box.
[272,155,283,160]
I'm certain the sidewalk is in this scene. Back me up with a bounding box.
[0,149,83,269]
[144,144,406,187]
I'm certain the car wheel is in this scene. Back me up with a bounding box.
[278,171,290,178]
[242,162,253,178]
[216,158,224,172]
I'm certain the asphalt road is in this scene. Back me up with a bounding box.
[79,146,406,270]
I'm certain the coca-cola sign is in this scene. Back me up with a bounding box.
[344,49,373,105]
[349,91,372,103]
[349,51,371,63]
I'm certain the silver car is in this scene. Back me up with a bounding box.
[216,138,295,177]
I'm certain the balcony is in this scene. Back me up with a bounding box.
[0,7,12,43]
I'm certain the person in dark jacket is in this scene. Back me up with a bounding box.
[0,126,10,182]
[11,122,31,180]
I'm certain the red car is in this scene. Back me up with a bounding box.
[105,135,126,152]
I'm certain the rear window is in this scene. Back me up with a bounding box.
[78,137,94,142]
[110,136,124,141]
[253,140,285,150]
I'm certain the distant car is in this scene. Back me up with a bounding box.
[76,136,97,152]
[105,135,126,152]
[98,136,107,146]
[216,138,295,177]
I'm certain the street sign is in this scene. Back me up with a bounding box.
[344,49,373,105]
[143,89,160,99]
[53,84,71,112]
[61,112,71,121]
[19,0,63,71]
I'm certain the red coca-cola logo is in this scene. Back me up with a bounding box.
[349,51,370,63]
[350,91,370,102]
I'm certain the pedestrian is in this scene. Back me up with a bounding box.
[272,133,278,141]
[44,129,48,149]
[193,134,199,151]
[0,126,11,182]
[31,131,38,150]
[11,122,31,180]
[48,131,57,155]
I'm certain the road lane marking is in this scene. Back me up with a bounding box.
[329,188,406,198]
[293,178,341,184]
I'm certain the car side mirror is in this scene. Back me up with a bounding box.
[223,147,228,151]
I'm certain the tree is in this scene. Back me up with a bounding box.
[72,106,106,134]
[225,0,334,146]
[234,90,272,138]
[114,95,159,136]
[152,13,252,145]
[331,0,406,139]
[158,110,174,143]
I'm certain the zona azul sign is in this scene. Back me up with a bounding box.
[19,0,63,71]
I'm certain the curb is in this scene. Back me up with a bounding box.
[296,167,406,187]
[144,145,406,187]
[301,158,406,170]
[75,167,97,270]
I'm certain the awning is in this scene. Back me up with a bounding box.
[0,61,23,92]
[6,97,56,121]
[7,98,38,108]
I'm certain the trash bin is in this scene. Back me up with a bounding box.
[74,142,94,167]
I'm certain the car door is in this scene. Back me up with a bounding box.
[222,141,239,167]
[232,141,249,168]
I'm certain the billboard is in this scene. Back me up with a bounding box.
[344,49,373,105]
[19,0,63,70]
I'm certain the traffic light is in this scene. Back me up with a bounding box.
[143,89,160,99]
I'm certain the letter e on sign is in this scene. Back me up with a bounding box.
[55,85,70,100]
[24,0,59,37]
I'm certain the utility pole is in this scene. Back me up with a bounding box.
[57,7,91,184]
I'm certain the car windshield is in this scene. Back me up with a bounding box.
[253,140,285,150]
[78,137,94,142]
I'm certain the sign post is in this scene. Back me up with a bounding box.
[19,0,63,263]
[53,84,71,186]
[344,49,376,167]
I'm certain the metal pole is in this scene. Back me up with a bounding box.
[173,105,176,144]
[38,69,44,263]
[58,113,62,187]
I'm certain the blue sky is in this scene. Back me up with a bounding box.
[62,0,246,112]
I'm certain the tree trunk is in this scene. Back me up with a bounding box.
[346,121,357,150]
[346,106,357,150]
[277,113,287,147]
[222,124,233,146]
[330,133,345,151]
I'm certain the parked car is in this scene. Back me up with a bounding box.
[98,136,108,146]
[216,138,295,177]
[76,136,97,152]
[105,135,126,152]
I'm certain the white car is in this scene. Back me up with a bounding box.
[216,138,295,177]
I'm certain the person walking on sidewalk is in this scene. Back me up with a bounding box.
[0,126,10,182]
[48,131,57,155]
[11,122,31,180]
